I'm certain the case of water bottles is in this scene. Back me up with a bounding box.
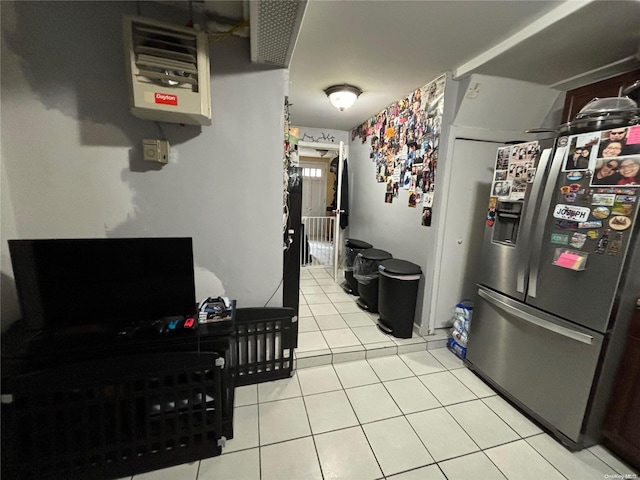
[447,300,473,360]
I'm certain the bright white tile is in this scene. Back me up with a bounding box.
[299,304,312,317]
[333,301,363,314]
[234,384,258,407]
[418,371,476,406]
[341,312,376,327]
[297,331,330,352]
[298,315,320,332]
[304,389,359,434]
[407,408,479,462]
[527,434,622,480]
[315,277,336,285]
[299,279,319,287]
[362,416,434,476]
[352,325,393,344]
[398,343,428,354]
[258,397,311,445]
[309,303,339,316]
[450,368,496,398]
[392,335,427,346]
[438,451,507,480]
[299,294,307,305]
[446,400,519,449]
[315,427,383,480]
[132,462,198,480]
[485,440,566,480]
[314,313,348,330]
[333,359,380,388]
[257,375,302,403]
[326,291,354,303]
[386,464,446,480]
[297,364,342,395]
[311,271,332,279]
[296,353,332,369]
[428,347,465,369]
[365,343,398,359]
[322,328,362,349]
[384,377,441,414]
[224,405,259,453]
[346,383,402,424]
[399,351,447,376]
[332,349,366,364]
[300,270,313,279]
[300,285,325,295]
[305,293,332,305]
[482,395,542,437]
[368,355,415,381]
[199,448,260,480]
[260,436,322,480]
[321,284,345,293]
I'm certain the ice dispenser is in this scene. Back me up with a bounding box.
[493,201,522,244]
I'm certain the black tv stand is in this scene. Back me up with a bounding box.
[1,308,236,480]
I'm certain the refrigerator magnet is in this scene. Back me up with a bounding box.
[592,194,616,206]
[587,230,599,239]
[592,206,611,219]
[560,186,571,194]
[567,171,583,181]
[553,204,591,222]
[570,232,588,249]
[564,193,577,203]
[609,216,632,231]
[578,220,603,229]
[551,233,569,245]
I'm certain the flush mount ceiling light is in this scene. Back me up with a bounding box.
[324,84,362,111]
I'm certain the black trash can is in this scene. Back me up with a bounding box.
[377,259,422,338]
[341,239,373,295]
[354,248,393,313]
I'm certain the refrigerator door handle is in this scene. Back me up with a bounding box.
[478,287,594,345]
[516,148,552,294]
[528,145,567,298]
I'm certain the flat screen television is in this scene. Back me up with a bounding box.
[8,237,196,332]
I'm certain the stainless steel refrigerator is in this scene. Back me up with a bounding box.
[466,101,640,449]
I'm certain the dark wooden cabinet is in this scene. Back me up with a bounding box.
[602,300,640,470]
[562,69,640,123]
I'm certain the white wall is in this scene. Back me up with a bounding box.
[346,73,564,334]
[0,1,287,330]
[346,73,460,332]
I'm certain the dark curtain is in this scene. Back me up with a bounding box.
[340,158,349,229]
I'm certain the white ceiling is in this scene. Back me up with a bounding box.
[286,0,640,131]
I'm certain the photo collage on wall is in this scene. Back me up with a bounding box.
[491,141,539,201]
[562,126,640,187]
[351,75,446,227]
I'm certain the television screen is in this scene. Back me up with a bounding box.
[8,237,196,332]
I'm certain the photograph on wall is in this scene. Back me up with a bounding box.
[421,207,432,226]
[385,192,393,204]
[352,74,446,224]
[408,191,417,208]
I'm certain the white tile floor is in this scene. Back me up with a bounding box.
[296,267,446,368]
[125,266,637,480]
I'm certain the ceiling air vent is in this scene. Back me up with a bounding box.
[250,0,307,67]
[123,15,212,126]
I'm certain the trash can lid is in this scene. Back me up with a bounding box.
[379,258,422,275]
[346,238,373,249]
[359,248,392,261]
